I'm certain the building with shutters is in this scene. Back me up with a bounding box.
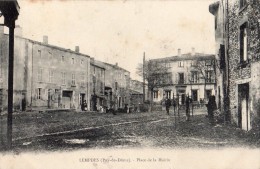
[103,62,131,110]
[0,26,91,111]
[149,49,216,106]
[90,58,105,111]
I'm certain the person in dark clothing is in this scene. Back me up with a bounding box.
[165,98,171,115]
[207,95,217,125]
[185,96,191,121]
[172,98,177,116]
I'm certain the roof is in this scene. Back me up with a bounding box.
[5,34,91,58]
[129,89,143,95]
[103,62,130,73]
[151,53,215,62]
[209,1,220,15]
[90,59,105,70]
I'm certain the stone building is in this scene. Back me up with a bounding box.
[103,62,130,110]
[0,27,91,111]
[90,58,105,111]
[209,0,260,130]
[150,49,216,105]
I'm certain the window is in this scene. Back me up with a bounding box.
[61,56,64,62]
[165,73,172,84]
[191,90,198,102]
[178,61,184,67]
[49,69,54,83]
[100,82,104,93]
[80,59,83,65]
[61,72,66,85]
[38,68,43,82]
[191,71,198,83]
[153,91,158,99]
[115,82,118,90]
[240,0,247,9]
[49,52,52,60]
[72,58,75,64]
[205,60,212,66]
[206,70,213,83]
[38,50,41,58]
[240,23,248,64]
[206,90,212,100]
[165,91,171,99]
[72,73,76,86]
[37,88,42,99]
[178,73,184,84]
[191,61,198,67]
[81,73,85,86]
[165,62,171,68]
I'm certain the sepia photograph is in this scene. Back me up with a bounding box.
[0,0,260,168]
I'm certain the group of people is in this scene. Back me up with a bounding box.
[164,94,217,124]
[165,96,191,121]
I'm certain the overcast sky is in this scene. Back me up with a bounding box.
[16,0,216,80]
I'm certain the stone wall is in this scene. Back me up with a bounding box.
[227,0,260,127]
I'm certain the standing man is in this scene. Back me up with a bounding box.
[207,95,217,125]
[185,95,190,121]
[172,97,177,116]
[165,98,171,115]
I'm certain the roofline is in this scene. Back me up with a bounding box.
[103,62,130,73]
[150,53,215,62]
[4,34,91,58]
[90,62,105,70]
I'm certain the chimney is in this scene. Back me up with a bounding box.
[191,47,195,56]
[178,48,181,56]
[14,25,23,37]
[115,62,118,66]
[75,46,80,53]
[43,35,48,44]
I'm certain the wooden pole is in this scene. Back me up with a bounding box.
[7,24,15,149]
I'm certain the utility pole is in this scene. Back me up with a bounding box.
[143,52,145,103]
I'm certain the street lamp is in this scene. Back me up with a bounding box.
[0,1,20,149]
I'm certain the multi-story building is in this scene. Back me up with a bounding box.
[209,1,229,119]
[150,49,216,105]
[90,58,105,111]
[209,0,260,130]
[0,27,91,111]
[103,62,130,110]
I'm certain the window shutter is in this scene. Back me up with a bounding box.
[35,88,38,99]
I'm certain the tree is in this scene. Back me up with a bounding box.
[195,59,216,101]
[136,60,171,110]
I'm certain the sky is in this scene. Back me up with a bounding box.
[15,0,216,81]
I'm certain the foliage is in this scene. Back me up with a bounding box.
[136,60,171,91]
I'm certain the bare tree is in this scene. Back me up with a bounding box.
[195,59,216,101]
[136,60,171,110]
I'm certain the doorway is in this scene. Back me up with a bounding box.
[238,83,250,130]
[62,90,73,109]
